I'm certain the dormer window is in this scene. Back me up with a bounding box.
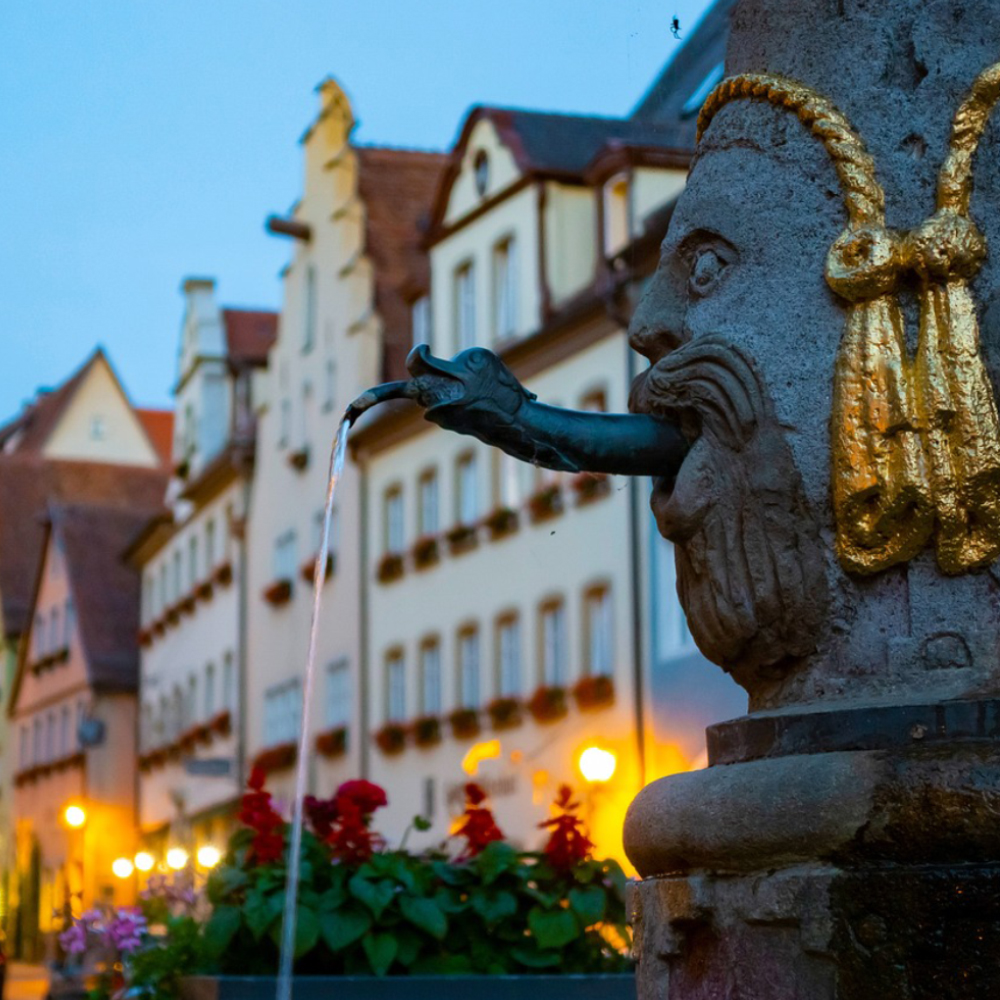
[473,150,490,198]
[603,173,630,258]
[89,415,106,441]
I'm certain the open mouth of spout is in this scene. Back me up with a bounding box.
[405,344,474,412]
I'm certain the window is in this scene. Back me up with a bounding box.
[189,536,199,589]
[420,640,442,715]
[46,712,55,762]
[64,598,73,647]
[312,507,337,561]
[50,607,60,652]
[652,534,696,660]
[222,652,235,713]
[386,650,406,723]
[412,296,431,349]
[34,614,44,657]
[456,453,478,525]
[206,518,216,570]
[173,551,183,603]
[458,627,481,709]
[494,451,522,510]
[60,706,70,756]
[89,415,106,441]
[584,587,614,677]
[187,674,198,727]
[303,265,317,352]
[496,615,521,697]
[279,399,291,447]
[263,679,301,746]
[384,486,404,554]
[204,663,216,718]
[324,359,336,410]
[541,600,567,686]
[325,659,351,728]
[19,725,28,769]
[274,530,297,581]
[418,470,439,537]
[493,237,518,341]
[454,261,476,351]
[159,564,168,613]
[33,719,42,766]
[473,149,490,197]
[603,173,630,257]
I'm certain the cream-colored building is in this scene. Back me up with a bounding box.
[245,79,444,806]
[351,105,697,863]
[130,280,275,860]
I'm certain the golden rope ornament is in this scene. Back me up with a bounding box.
[696,65,1000,576]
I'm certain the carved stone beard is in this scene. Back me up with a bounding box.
[630,335,829,680]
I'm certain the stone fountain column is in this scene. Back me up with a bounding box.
[624,2,1000,996]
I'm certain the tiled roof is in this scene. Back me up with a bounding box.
[137,408,174,467]
[223,309,278,369]
[355,146,448,383]
[0,456,168,637]
[52,502,160,693]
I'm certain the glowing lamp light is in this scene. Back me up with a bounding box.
[112,857,134,879]
[197,845,221,869]
[578,746,617,784]
[166,847,189,870]
[461,739,501,776]
[64,805,87,828]
[134,852,155,872]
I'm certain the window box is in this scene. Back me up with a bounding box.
[412,535,440,570]
[446,523,478,555]
[528,485,564,523]
[262,578,293,606]
[173,458,190,480]
[139,754,153,774]
[487,696,523,731]
[485,506,519,540]
[178,729,198,753]
[573,674,616,710]
[196,579,214,602]
[376,553,405,584]
[214,561,234,587]
[53,645,70,664]
[572,471,612,505]
[209,710,232,737]
[145,748,167,770]
[167,743,183,762]
[252,741,297,774]
[314,726,347,759]
[288,446,310,472]
[165,605,180,626]
[138,627,153,648]
[527,685,569,723]
[300,553,335,585]
[28,656,49,675]
[447,707,481,739]
[194,722,213,746]
[180,594,197,615]
[153,619,166,637]
[410,715,442,748]
[374,722,407,756]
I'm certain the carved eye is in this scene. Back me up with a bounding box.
[688,246,728,297]
[467,349,489,369]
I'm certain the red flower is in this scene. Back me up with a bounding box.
[239,769,285,864]
[539,783,593,870]
[453,783,504,858]
[336,779,388,815]
[304,795,339,840]
[303,781,387,865]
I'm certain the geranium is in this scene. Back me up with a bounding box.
[337,779,388,815]
[304,794,339,840]
[453,783,505,858]
[539,784,593,869]
[238,766,285,864]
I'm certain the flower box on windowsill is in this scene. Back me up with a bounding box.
[262,578,293,606]
[252,741,297,774]
[448,707,481,739]
[446,523,478,555]
[412,535,440,570]
[573,674,616,711]
[315,726,347,759]
[138,627,153,648]
[153,619,166,637]
[528,485,564,523]
[485,506,519,540]
[528,685,569,723]
[374,723,407,756]
[571,471,612,505]
[300,553,335,585]
[209,710,232,737]
[288,447,310,472]
[487,696,523,731]
[196,579,214,602]
[214,561,234,587]
[376,553,405,584]
[180,594,197,616]
[410,715,442,748]
[165,605,181,626]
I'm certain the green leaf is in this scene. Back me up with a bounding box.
[528,906,579,949]
[399,896,447,940]
[393,926,423,967]
[348,874,396,919]
[431,860,466,886]
[434,887,467,914]
[202,905,241,957]
[209,865,249,899]
[319,905,372,951]
[268,905,320,958]
[568,885,607,926]
[244,890,283,941]
[471,889,517,927]
[413,815,432,831]
[476,841,518,885]
[318,885,347,912]
[511,947,562,968]
[362,932,398,976]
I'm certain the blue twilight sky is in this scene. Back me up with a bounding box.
[0,0,712,421]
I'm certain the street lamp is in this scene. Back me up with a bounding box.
[134,852,155,873]
[578,746,617,784]
[166,847,189,870]
[63,804,87,828]
[112,858,134,879]
[196,845,221,869]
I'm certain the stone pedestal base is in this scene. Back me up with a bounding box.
[632,864,1000,999]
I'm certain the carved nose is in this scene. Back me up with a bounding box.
[628,270,687,362]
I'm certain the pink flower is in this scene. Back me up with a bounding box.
[107,908,147,954]
[59,923,87,955]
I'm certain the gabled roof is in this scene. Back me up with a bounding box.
[355,146,448,383]
[0,456,168,638]
[137,409,174,466]
[222,309,278,369]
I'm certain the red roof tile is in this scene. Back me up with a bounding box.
[137,408,174,467]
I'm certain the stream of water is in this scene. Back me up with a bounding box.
[276,415,351,1000]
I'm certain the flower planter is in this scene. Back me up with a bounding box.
[301,553,335,585]
[528,485,564,523]
[287,446,310,471]
[571,471,612,505]
[374,723,407,755]
[572,674,616,710]
[180,974,635,1000]
[180,594,197,615]
[315,725,347,758]
[487,696,523,731]
[165,605,180,626]
[138,626,153,648]
[410,715,442,747]
[485,506,519,540]
[448,707,481,739]
[252,741,297,774]
[446,523,478,555]
[153,619,166,636]
[214,561,234,587]
[377,552,405,584]
[412,535,441,569]
[528,685,569,723]
[209,710,232,737]
[262,578,293,606]
[196,579,214,602]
